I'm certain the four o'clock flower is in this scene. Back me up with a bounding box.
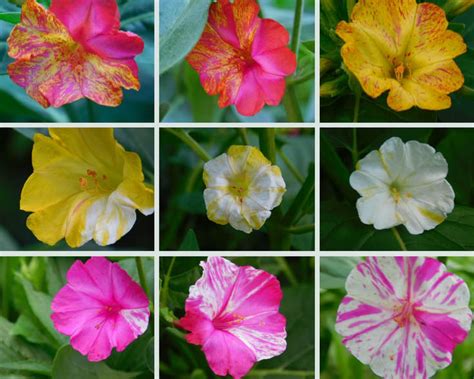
[203,145,286,233]
[350,137,454,234]
[7,0,144,108]
[51,257,150,362]
[177,256,287,379]
[336,0,467,111]
[336,257,472,378]
[187,0,297,117]
[20,128,154,248]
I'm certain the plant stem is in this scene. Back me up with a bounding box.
[160,257,176,307]
[259,128,276,163]
[165,128,211,162]
[288,71,315,86]
[278,148,304,184]
[353,93,361,123]
[391,227,407,251]
[274,257,297,287]
[135,257,150,300]
[1,259,9,319]
[285,223,315,234]
[283,164,315,227]
[290,0,305,56]
[283,86,304,122]
[352,128,358,166]
[239,128,250,145]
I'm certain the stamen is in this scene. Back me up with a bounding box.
[394,64,405,81]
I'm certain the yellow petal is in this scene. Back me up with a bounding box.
[116,179,154,216]
[406,3,467,70]
[122,150,145,182]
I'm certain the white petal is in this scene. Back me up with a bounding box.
[350,170,388,197]
[401,141,447,186]
[203,153,233,187]
[397,197,448,235]
[378,136,407,180]
[241,196,271,230]
[356,150,392,184]
[356,191,400,230]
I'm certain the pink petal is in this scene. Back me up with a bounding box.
[203,329,256,379]
[252,19,290,56]
[254,68,286,106]
[253,47,297,76]
[85,31,144,61]
[50,0,120,42]
[235,68,266,116]
[208,0,240,49]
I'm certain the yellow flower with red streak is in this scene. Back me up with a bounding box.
[7,0,144,108]
[336,0,467,111]
[20,128,154,248]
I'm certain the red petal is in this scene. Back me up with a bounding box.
[252,19,290,55]
[254,46,297,76]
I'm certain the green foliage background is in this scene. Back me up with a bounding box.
[0,0,154,122]
[0,256,154,378]
[0,128,154,251]
[159,0,315,123]
[160,128,315,251]
[320,0,474,122]
[321,256,474,378]
[160,256,315,379]
[321,128,474,251]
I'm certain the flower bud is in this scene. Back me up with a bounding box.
[443,0,474,18]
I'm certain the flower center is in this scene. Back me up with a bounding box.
[79,169,111,194]
[212,313,246,330]
[393,300,414,327]
[390,184,401,203]
[394,63,406,81]
[229,173,250,204]
[238,50,256,67]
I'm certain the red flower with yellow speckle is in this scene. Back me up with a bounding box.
[7,0,144,108]
[187,0,297,117]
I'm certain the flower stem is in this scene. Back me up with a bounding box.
[165,128,211,162]
[274,257,297,287]
[283,163,315,227]
[283,85,304,122]
[239,128,250,145]
[391,227,407,251]
[259,128,276,164]
[290,0,305,56]
[353,93,361,123]
[135,257,150,299]
[1,259,9,319]
[285,223,315,234]
[278,148,304,184]
[352,127,358,166]
[160,257,176,307]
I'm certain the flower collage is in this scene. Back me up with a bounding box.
[2,0,474,378]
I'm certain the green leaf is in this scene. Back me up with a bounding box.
[0,12,20,24]
[52,345,138,379]
[178,229,200,251]
[159,0,212,74]
[320,257,359,289]
[0,226,18,250]
[11,315,51,346]
[0,361,51,376]
[146,337,154,373]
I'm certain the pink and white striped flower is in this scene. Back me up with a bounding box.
[336,257,472,379]
[177,256,287,379]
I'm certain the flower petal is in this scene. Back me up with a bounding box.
[252,19,290,56]
[253,47,296,76]
[231,0,260,51]
[84,31,144,60]
[356,191,400,230]
[50,0,120,42]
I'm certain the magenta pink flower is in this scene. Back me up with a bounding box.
[177,256,287,379]
[51,257,150,362]
[336,257,472,378]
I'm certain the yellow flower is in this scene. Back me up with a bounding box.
[203,145,286,233]
[336,0,467,111]
[20,128,154,248]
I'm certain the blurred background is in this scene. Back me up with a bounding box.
[159,0,315,123]
[160,128,315,251]
[0,128,154,251]
[160,256,315,379]
[320,256,474,379]
[0,0,154,122]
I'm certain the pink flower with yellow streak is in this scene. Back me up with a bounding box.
[7,0,144,108]
[336,0,467,112]
[177,257,287,379]
[336,257,472,378]
[186,0,297,117]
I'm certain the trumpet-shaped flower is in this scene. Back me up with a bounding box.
[350,137,454,235]
[51,257,150,362]
[7,0,144,108]
[203,145,286,233]
[336,0,467,111]
[177,256,287,379]
[186,0,297,117]
[336,257,472,378]
[20,128,154,248]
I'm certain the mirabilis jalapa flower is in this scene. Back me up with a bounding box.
[336,256,472,378]
[187,0,297,117]
[177,256,287,379]
[350,137,454,234]
[7,0,144,108]
[337,0,467,111]
[203,145,286,233]
[20,128,154,248]
[51,257,150,362]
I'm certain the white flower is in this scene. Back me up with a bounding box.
[203,145,286,233]
[350,137,454,235]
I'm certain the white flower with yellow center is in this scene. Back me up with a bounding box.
[350,137,454,235]
[203,145,286,233]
